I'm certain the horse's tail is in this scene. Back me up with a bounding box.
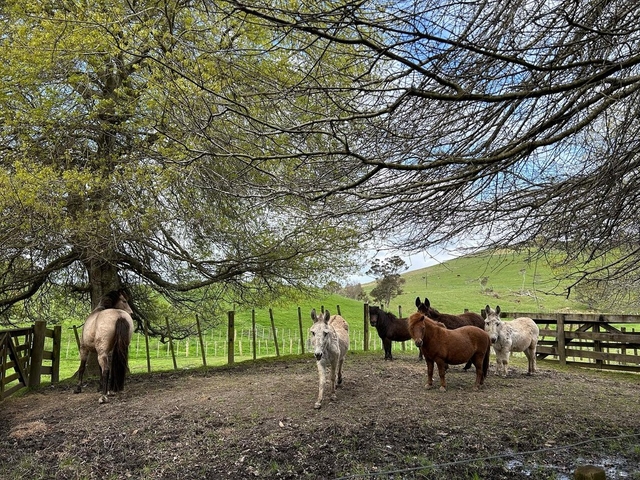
[482,341,490,379]
[110,315,131,392]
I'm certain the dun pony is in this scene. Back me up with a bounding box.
[407,312,490,391]
[483,305,539,376]
[75,290,134,403]
[309,309,349,409]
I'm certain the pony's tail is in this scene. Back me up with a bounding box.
[482,343,490,379]
[110,316,131,392]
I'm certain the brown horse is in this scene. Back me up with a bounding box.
[407,312,491,391]
[415,296,484,370]
[74,289,134,403]
[369,306,422,361]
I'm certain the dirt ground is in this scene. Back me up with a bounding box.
[1,351,640,479]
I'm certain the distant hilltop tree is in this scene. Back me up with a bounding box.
[367,256,407,308]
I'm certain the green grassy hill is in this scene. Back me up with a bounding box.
[365,251,597,317]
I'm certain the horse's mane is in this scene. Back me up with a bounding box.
[100,289,127,309]
[370,306,400,321]
[407,312,424,329]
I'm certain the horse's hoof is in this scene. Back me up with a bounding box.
[98,395,109,404]
[426,384,433,390]
[314,402,322,409]
[439,386,446,392]
[74,387,81,394]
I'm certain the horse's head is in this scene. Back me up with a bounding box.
[483,305,502,344]
[100,289,133,314]
[369,306,380,326]
[310,309,332,361]
[407,312,426,348]
[415,296,434,316]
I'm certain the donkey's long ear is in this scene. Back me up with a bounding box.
[415,297,421,307]
[485,305,491,316]
[311,309,319,323]
[496,305,501,315]
[424,297,431,308]
[322,310,330,323]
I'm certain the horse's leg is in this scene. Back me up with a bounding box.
[329,359,338,401]
[337,354,344,386]
[74,347,89,394]
[525,346,536,374]
[473,353,484,389]
[315,360,326,409]
[503,351,511,377]
[98,351,110,402]
[435,360,447,391]
[383,338,392,360]
[425,359,435,389]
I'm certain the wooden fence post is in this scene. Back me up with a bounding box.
[165,317,177,370]
[228,311,235,364]
[398,306,405,351]
[556,313,566,366]
[195,314,207,368]
[143,319,151,373]
[364,303,369,351]
[29,321,46,387]
[72,325,81,350]
[594,316,603,369]
[269,308,280,357]
[251,309,257,360]
[297,307,305,355]
[51,325,61,384]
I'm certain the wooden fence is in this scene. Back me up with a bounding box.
[0,321,61,401]
[503,311,640,373]
[4,308,640,401]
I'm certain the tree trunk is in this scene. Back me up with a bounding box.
[82,258,123,378]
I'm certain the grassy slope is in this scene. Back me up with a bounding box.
[377,250,593,317]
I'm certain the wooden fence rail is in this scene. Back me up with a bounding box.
[1,321,61,401]
[503,312,640,373]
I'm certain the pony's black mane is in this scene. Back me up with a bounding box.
[369,306,399,321]
[99,289,126,309]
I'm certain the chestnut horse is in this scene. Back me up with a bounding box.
[75,289,134,403]
[369,306,422,361]
[415,296,485,370]
[407,312,491,391]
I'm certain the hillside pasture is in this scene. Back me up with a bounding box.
[2,352,639,479]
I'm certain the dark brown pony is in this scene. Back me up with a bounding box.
[415,296,484,370]
[369,306,423,361]
[415,297,484,329]
[407,312,491,391]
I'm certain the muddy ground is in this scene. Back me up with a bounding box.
[1,351,640,479]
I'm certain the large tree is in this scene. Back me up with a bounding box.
[0,0,364,328]
[214,0,640,303]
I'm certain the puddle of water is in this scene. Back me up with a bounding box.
[503,455,633,479]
